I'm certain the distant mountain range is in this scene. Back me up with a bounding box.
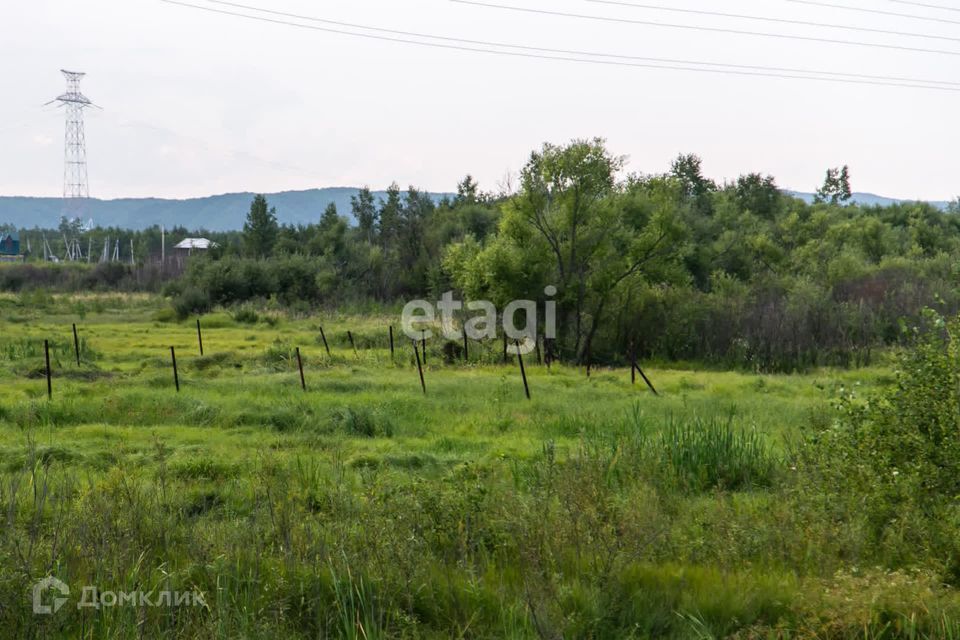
[786,191,952,210]
[0,188,454,232]
[0,188,950,231]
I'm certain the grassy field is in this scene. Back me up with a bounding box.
[1,293,958,639]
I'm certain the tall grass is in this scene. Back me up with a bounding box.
[658,413,775,491]
[0,296,954,638]
[576,406,776,492]
[330,565,388,640]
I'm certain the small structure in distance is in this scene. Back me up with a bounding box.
[0,231,23,263]
[173,238,218,256]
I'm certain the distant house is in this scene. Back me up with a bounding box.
[173,238,218,256]
[0,231,21,259]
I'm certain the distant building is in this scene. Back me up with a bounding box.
[173,238,218,256]
[0,231,21,262]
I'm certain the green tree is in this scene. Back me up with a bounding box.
[455,174,480,205]
[243,194,279,258]
[378,183,403,248]
[273,224,304,256]
[947,196,960,215]
[734,173,781,220]
[449,139,686,362]
[392,187,435,290]
[320,202,339,232]
[351,187,378,243]
[321,202,347,253]
[58,216,84,238]
[814,165,853,205]
[671,153,716,215]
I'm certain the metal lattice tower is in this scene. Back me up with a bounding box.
[53,70,93,217]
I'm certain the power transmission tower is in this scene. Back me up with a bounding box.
[50,70,95,220]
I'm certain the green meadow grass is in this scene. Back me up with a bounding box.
[0,293,954,639]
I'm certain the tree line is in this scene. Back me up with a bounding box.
[4,138,960,372]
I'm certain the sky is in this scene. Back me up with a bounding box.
[1,0,958,202]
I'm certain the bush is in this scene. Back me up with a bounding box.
[794,309,960,572]
[172,287,212,320]
[809,310,960,497]
[161,279,184,297]
[81,262,131,289]
[0,264,70,291]
[272,254,321,306]
[0,263,147,293]
[232,307,259,324]
[179,255,329,309]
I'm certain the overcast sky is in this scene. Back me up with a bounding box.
[2,0,958,201]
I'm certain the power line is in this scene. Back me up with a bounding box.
[582,0,960,44]
[193,0,960,86]
[889,0,960,12]
[157,0,960,91]
[785,0,960,26]
[452,0,960,57]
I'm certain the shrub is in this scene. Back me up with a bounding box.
[161,279,184,297]
[81,262,131,289]
[0,264,64,291]
[179,256,328,308]
[794,309,960,572]
[172,287,212,319]
[0,263,149,293]
[184,258,272,305]
[152,306,178,323]
[272,255,321,306]
[808,311,960,497]
[232,307,259,324]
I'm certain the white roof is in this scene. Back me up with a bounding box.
[173,238,217,250]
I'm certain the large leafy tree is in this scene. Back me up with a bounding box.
[243,194,279,258]
[378,183,403,248]
[734,173,781,220]
[455,175,480,205]
[316,203,347,257]
[447,139,686,362]
[671,153,716,216]
[814,165,853,205]
[351,187,378,243]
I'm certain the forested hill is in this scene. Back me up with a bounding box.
[0,188,454,231]
[0,188,946,231]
